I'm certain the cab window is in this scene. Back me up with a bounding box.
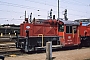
[66,26,72,33]
[58,24,64,32]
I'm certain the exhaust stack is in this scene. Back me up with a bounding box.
[53,15,55,19]
[30,12,32,23]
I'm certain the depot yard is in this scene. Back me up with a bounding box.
[5,48,90,60]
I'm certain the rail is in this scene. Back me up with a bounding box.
[38,34,44,47]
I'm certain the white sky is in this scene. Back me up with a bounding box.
[0,0,90,25]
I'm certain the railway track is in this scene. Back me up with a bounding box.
[0,48,23,57]
[0,43,89,57]
[0,43,15,49]
[0,37,89,57]
[0,42,24,57]
[0,37,24,57]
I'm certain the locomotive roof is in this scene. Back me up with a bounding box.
[35,19,80,25]
[60,20,80,25]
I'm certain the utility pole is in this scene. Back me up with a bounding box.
[58,0,59,19]
[28,15,29,20]
[47,11,49,19]
[30,12,32,23]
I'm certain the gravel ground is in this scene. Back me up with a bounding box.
[5,48,90,60]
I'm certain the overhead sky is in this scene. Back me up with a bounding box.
[0,0,90,25]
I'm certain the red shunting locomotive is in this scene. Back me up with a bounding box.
[14,15,85,52]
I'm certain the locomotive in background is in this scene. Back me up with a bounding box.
[75,19,90,46]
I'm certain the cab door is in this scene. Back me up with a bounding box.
[65,25,79,46]
[65,25,74,46]
[72,26,78,45]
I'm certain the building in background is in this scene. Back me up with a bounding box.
[0,24,20,35]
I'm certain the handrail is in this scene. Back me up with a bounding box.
[38,34,44,47]
[73,30,74,38]
[63,32,64,39]
[78,30,79,37]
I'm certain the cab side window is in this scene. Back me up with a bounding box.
[58,24,64,32]
[66,26,69,33]
[66,26,72,33]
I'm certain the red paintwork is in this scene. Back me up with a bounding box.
[59,24,80,46]
[20,19,81,47]
[79,22,90,37]
[79,25,87,36]
[20,20,58,36]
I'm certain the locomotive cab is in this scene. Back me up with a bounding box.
[58,20,80,46]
